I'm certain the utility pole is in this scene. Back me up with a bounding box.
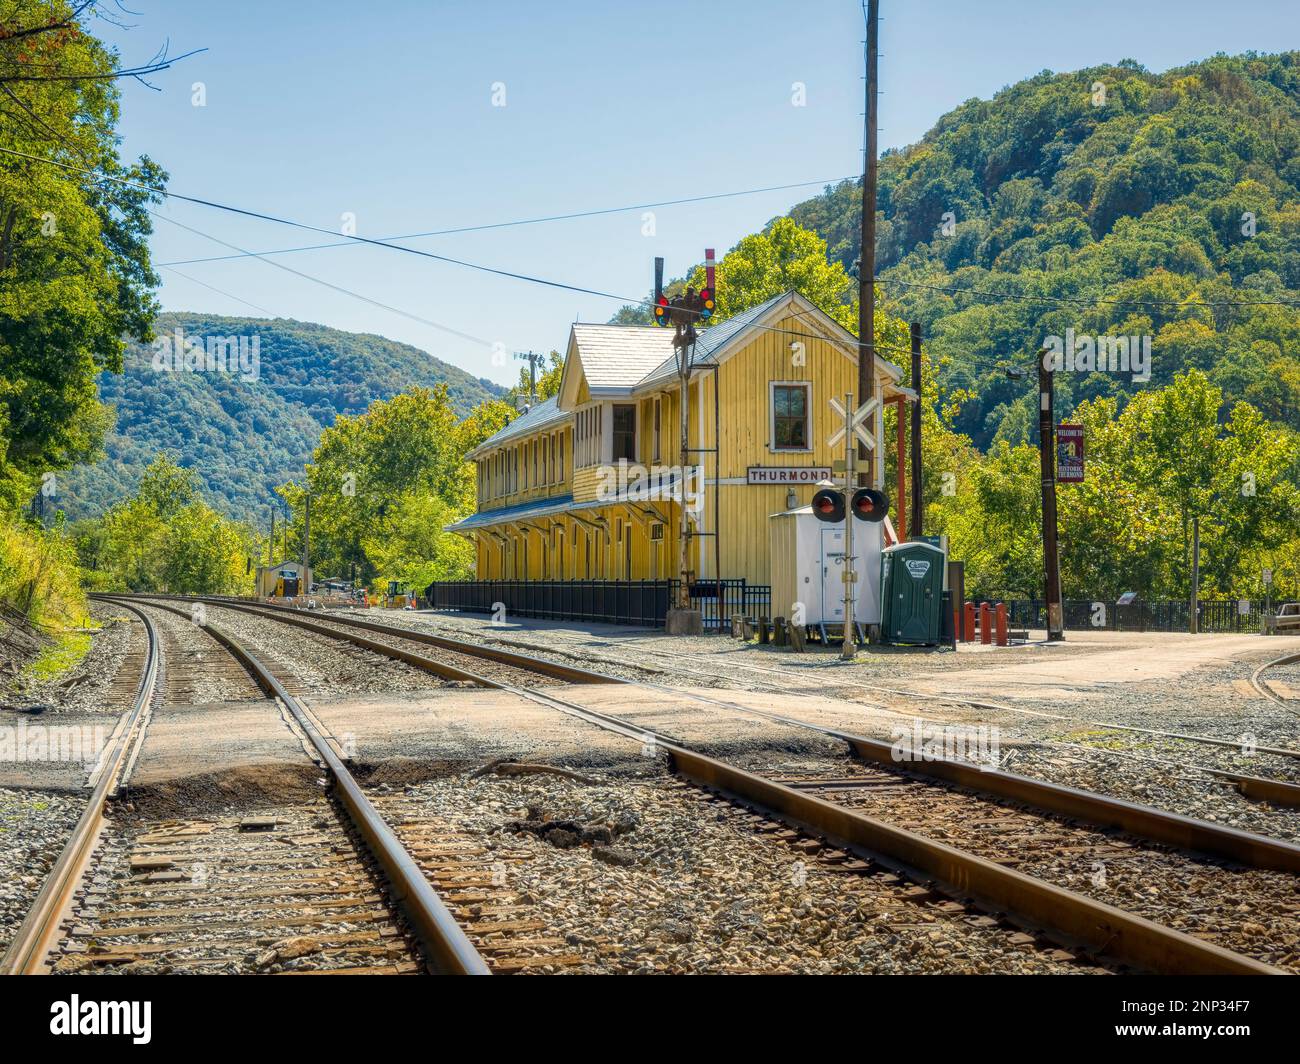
[514,350,542,409]
[841,392,858,661]
[268,509,275,566]
[302,489,311,594]
[909,321,923,538]
[1038,354,1064,641]
[856,0,879,489]
[1190,516,1200,634]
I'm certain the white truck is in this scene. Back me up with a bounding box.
[1266,602,1300,634]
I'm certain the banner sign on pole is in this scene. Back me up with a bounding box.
[1057,423,1084,483]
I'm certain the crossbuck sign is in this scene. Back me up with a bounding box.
[827,396,880,451]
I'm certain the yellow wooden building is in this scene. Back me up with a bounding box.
[446,291,912,591]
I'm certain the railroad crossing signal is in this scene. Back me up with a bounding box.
[827,396,879,450]
[812,486,889,524]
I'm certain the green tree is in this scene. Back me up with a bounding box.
[0,1,168,510]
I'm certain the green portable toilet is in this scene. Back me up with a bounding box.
[879,541,945,645]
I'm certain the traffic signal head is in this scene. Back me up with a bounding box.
[811,488,845,523]
[654,294,671,327]
[850,487,889,522]
[699,286,714,321]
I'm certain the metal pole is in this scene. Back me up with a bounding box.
[1190,516,1200,634]
[713,364,722,625]
[303,490,311,594]
[857,0,879,490]
[1038,357,1064,641]
[910,321,924,537]
[842,392,857,661]
[677,349,691,610]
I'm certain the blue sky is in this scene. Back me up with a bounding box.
[98,0,1298,387]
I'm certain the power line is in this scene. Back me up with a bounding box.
[5,147,926,356]
[17,145,1284,368]
[158,264,274,315]
[156,177,858,268]
[151,210,497,349]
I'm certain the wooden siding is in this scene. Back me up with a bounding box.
[468,310,899,587]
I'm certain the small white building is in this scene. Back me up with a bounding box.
[768,506,890,632]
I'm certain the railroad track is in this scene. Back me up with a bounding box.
[144,595,1300,974]
[3,598,488,976]
[1251,651,1300,717]
[427,623,1300,804]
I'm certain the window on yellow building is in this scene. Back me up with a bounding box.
[653,398,661,462]
[613,405,636,462]
[771,382,811,451]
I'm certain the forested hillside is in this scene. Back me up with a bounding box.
[59,312,503,522]
[785,52,1300,447]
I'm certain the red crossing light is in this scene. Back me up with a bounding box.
[811,488,845,523]
[850,488,889,523]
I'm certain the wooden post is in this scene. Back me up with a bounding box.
[893,394,907,542]
[980,602,993,645]
[1038,357,1064,641]
[857,0,879,489]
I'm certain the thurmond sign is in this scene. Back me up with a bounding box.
[747,466,834,485]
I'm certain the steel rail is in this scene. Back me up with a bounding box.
[432,624,1300,764]
[163,596,1290,974]
[200,596,626,684]
[185,596,1300,875]
[1251,651,1300,717]
[465,679,1287,975]
[0,600,160,974]
[92,596,490,976]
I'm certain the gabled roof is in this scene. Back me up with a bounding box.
[465,396,567,458]
[567,324,675,390]
[635,290,903,392]
[470,290,906,455]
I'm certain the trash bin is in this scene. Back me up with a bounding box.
[879,541,946,645]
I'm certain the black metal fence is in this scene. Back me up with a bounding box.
[992,598,1274,633]
[424,578,770,631]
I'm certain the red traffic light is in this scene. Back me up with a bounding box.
[850,488,889,522]
[699,286,714,321]
[811,488,845,523]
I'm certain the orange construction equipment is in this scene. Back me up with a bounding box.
[995,602,1008,646]
[979,602,992,645]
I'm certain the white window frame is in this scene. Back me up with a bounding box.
[769,380,813,454]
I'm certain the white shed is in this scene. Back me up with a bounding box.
[769,506,885,630]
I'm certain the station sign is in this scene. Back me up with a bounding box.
[1057,423,1084,483]
[747,466,833,485]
